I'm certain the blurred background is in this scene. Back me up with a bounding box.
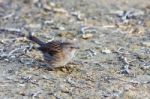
[0,0,150,98]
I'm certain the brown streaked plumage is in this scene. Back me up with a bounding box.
[27,33,79,68]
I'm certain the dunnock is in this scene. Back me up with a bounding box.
[28,33,79,68]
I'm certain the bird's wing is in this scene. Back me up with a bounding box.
[38,41,62,56]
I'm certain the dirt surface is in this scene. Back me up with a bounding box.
[0,0,150,98]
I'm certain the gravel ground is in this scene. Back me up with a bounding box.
[0,0,150,98]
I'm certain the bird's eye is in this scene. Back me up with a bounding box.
[68,47,74,51]
[70,47,76,49]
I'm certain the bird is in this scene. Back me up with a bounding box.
[27,32,79,69]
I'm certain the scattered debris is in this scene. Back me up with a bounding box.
[119,56,130,74]
[80,26,97,39]
[128,26,145,36]
[25,24,42,29]
[81,26,97,34]
[71,11,85,20]
[85,49,97,57]
[101,48,112,54]
[131,75,150,84]
[140,61,150,70]
[112,9,144,22]
[82,33,93,39]
[2,12,15,19]
[0,28,22,33]
[116,47,130,55]
[141,41,150,47]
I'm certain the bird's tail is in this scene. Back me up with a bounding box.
[27,32,45,46]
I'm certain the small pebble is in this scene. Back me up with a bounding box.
[142,42,150,47]
[101,48,112,54]
[82,33,93,39]
[59,26,65,30]
[71,11,84,20]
